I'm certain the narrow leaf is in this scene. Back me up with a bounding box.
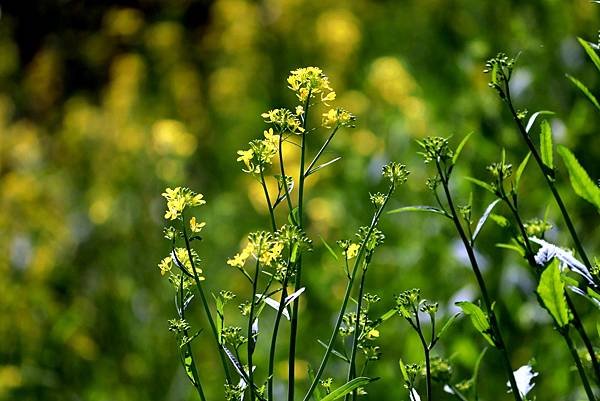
[399,359,409,382]
[320,377,377,401]
[472,199,501,243]
[557,145,600,210]
[436,313,460,340]
[317,340,350,363]
[306,157,342,176]
[464,177,496,195]
[539,120,554,170]
[496,243,526,257]
[320,235,339,261]
[284,287,306,305]
[525,110,554,133]
[257,295,290,320]
[308,365,323,401]
[537,259,571,327]
[578,37,600,72]
[452,132,474,164]
[566,74,600,112]
[456,301,495,346]
[515,152,531,189]
[387,205,446,215]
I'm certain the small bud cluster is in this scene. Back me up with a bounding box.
[418,136,453,164]
[382,161,410,186]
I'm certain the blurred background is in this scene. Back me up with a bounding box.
[1,1,600,400]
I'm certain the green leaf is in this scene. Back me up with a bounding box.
[496,243,525,257]
[515,152,531,189]
[317,340,350,363]
[578,37,600,73]
[537,259,571,327]
[471,347,489,396]
[525,110,554,133]
[320,377,377,401]
[539,120,554,170]
[566,74,600,112]
[288,207,300,226]
[387,205,447,216]
[472,199,501,243]
[464,177,496,195]
[212,292,225,343]
[183,351,197,385]
[456,301,495,346]
[557,145,600,210]
[452,132,473,164]
[306,157,342,176]
[320,235,339,261]
[399,359,409,382]
[436,313,460,340]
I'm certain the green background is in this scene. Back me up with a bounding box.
[1,1,599,400]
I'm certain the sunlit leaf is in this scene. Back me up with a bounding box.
[456,301,495,346]
[464,177,496,195]
[578,37,600,72]
[525,110,554,133]
[566,74,600,112]
[472,199,501,243]
[452,132,473,164]
[539,120,553,170]
[387,205,447,216]
[320,377,377,401]
[537,259,571,327]
[557,145,600,211]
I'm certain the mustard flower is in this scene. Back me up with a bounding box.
[161,187,206,221]
[189,216,206,233]
[345,243,360,259]
[382,162,410,186]
[321,108,356,129]
[261,108,304,133]
[158,256,173,276]
[287,67,336,104]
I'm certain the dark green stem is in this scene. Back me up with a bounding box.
[503,83,596,282]
[182,216,233,384]
[247,255,262,401]
[304,126,340,177]
[346,264,368,401]
[278,133,295,220]
[564,329,597,401]
[289,91,311,401]
[436,161,522,401]
[259,169,277,232]
[302,184,394,401]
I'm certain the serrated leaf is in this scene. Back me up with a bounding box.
[525,110,554,133]
[515,152,531,189]
[387,205,447,216]
[539,120,554,170]
[320,377,377,401]
[537,259,571,327]
[452,132,473,164]
[472,199,501,243]
[456,301,495,346]
[578,37,600,73]
[464,177,496,195]
[557,145,600,210]
[566,74,600,112]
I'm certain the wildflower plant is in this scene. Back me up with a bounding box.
[157,68,408,401]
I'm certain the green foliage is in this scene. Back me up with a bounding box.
[537,260,571,328]
[455,302,495,347]
[557,145,600,211]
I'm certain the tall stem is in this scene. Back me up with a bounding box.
[260,169,277,231]
[564,329,597,401]
[182,216,232,384]
[302,185,394,401]
[278,133,295,219]
[289,92,311,401]
[248,256,262,401]
[436,162,522,401]
[346,265,368,401]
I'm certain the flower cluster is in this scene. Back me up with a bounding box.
[287,67,336,103]
[321,108,356,129]
[484,53,516,98]
[158,247,205,280]
[382,161,410,186]
[261,108,303,133]
[162,187,206,221]
[487,161,513,182]
[395,288,421,318]
[227,231,284,268]
[524,218,552,238]
[417,136,453,164]
[236,129,281,174]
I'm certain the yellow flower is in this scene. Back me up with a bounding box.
[346,243,360,259]
[295,106,304,116]
[366,328,380,339]
[190,217,205,233]
[287,67,336,104]
[161,187,206,221]
[236,148,255,172]
[227,253,246,268]
[158,256,172,276]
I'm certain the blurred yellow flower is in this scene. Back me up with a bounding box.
[346,243,360,259]
[190,217,206,233]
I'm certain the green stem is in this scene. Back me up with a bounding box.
[181,216,233,384]
[289,91,311,401]
[436,161,522,401]
[260,169,277,231]
[503,83,596,281]
[268,252,293,401]
[302,184,395,401]
[179,276,207,401]
[564,329,597,401]
[502,192,600,384]
[304,126,340,176]
[248,255,262,401]
[346,264,368,401]
[278,133,296,221]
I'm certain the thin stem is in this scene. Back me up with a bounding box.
[436,161,522,401]
[247,255,262,401]
[564,329,597,401]
[181,216,233,384]
[502,191,600,383]
[259,169,277,232]
[302,184,394,401]
[278,133,296,220]
[448,384,470,401]
[289,92,311,401]
[346,264,368,401]
[411,307,432,401]
[304,126,340,176]
[179,276,207,401]
[268,252,293,401]
[503,83,596,280]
